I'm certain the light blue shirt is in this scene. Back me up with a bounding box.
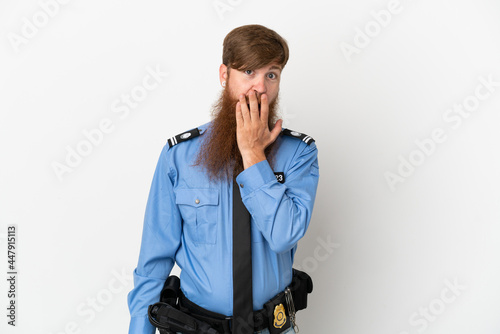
[127,121,320,333]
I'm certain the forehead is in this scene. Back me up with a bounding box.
[266,64,282,71]
[234,62,282,72]
[257,62,282,71]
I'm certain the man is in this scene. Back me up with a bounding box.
[127,24,319,334]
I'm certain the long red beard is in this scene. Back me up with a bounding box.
[192,87,280,183]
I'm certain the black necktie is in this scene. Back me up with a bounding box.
[232,179,254,334]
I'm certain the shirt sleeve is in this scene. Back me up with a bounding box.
[235,141,320,254]
[127,144,182,334]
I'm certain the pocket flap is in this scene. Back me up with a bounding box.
[175,188,219,207]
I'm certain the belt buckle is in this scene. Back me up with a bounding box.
[285,287,299,333]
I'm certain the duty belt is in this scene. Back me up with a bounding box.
[148,269,313,334]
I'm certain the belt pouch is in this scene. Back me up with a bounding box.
[290,269,313,310]
[160,275,181,306]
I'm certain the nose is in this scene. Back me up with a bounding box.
[252,76,267,96]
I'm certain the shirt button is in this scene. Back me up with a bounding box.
[195,199,200,204]
[239,183,244,188]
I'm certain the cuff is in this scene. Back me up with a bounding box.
[235,159,277,198]
[129,315,156,334]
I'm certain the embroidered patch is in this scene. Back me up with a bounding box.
[274,172,285,184]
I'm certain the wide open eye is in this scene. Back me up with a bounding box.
[244,69,254,75]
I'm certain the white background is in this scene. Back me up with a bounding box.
[1,0,500,333]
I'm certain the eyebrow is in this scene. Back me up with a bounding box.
[269,65,282,71]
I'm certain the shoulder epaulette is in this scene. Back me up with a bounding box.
[167,128,201,148]
[281,128,315,145]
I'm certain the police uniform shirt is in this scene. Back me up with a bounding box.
[127,121,320,333]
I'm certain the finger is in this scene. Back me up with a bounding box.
[235,101,244,127]
[248,90,259,120]
[269,119,283,142]
[259,93,269,126]
[239,94,250,123]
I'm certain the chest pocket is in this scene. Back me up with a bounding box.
[175,188,219,245]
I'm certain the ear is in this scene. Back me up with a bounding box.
[219,64,228,85]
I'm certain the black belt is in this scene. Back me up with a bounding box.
[178,289,268,333]
[148,270,313,334]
